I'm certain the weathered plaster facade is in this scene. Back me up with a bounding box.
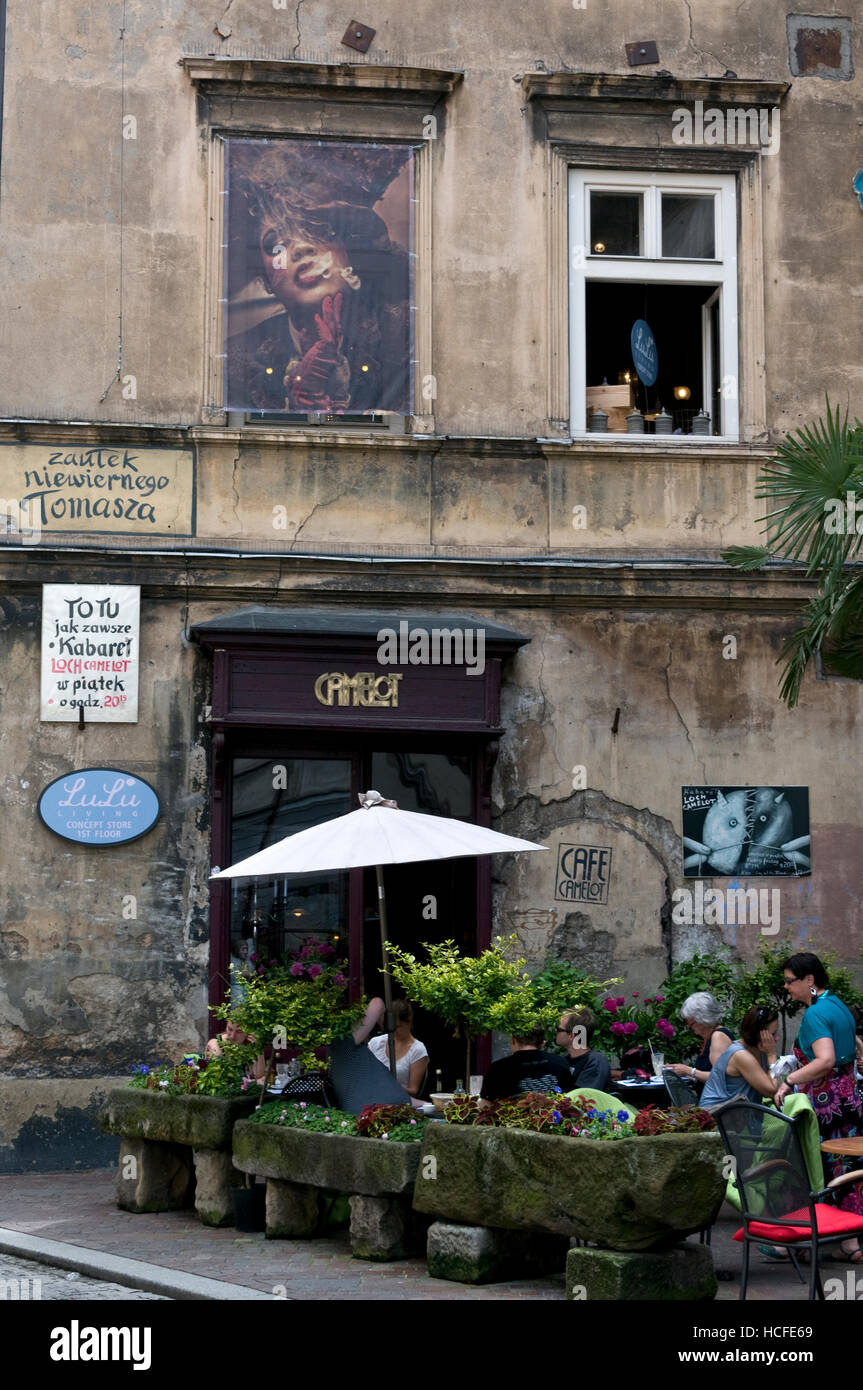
[0,1,861,1168]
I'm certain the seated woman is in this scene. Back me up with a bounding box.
[367,999,429,1099]
[699,1006,780,1109]
[665,991,734,1087]
[206,1016,267,1082]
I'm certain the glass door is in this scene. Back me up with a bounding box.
[229,755,352,967]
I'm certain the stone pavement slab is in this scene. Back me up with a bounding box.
[0,1169,835,1300]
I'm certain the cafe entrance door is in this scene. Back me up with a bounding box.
[222,737,485,1088]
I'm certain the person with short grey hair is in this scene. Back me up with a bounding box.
[664,991,734,1086]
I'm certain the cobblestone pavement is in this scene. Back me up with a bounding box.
[0,1169,837,1300]
[0,1252,168,1300]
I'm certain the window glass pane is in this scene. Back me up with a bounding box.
[371,751,473,819]
[590,193,641,256]
[229,757,352,971]
[661,195,715,259]
[586,282,715,433]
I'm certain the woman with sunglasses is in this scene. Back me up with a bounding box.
[774,952,863,1262]
[699,1005,781,1109]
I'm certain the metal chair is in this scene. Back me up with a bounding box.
[713,1097,863,1300]
[662,1070,699,1108]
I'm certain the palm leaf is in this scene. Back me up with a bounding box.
[722,545,774,571]
[729,401,863,705]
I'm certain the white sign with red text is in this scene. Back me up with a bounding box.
[41,584,140,722]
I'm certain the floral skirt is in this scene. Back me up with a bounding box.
[793,1049,863,1217]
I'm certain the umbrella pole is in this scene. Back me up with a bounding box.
[376,864,397,1077]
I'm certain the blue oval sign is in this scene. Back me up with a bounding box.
[631,319,658,387]
[38,768,160,847]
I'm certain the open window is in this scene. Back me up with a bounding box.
[569,171,739,440]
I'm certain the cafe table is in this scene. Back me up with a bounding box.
[609,1077,670,1110]
[819,1136,863,1158]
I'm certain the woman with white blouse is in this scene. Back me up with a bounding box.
[367,999,429,1097]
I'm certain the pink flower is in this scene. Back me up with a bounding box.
[632,992,639,998]
[307,963,323,979]
[603,998,619,1013]
[318,944,335,957]
[289,962,305,977]
[657,1018,675,1039]
[654,995,665,1002]
[333,973,347,988]
[623,1021,638,1035]
[611,1022,626,1037]
[616,996,626,1007]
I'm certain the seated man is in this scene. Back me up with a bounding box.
[480,1026,572,1102]
[557,1007,612,1092]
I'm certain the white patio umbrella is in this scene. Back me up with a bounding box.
[211,790,547,1076]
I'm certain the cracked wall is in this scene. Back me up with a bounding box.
[489,606,863,989]
[0,1,859,436]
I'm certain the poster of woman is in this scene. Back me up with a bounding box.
[224,138,414,417]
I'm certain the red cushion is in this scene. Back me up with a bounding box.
[734,1203,863,1243]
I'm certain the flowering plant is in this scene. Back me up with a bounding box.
[633,1106,717,1135]
[445,1092,635,1140]
[216,941,365,1073]
[249,1101,359,1134]
[128,1049,253,1098]
[590,992,676,1059]
[249,1101,428,1142]
[356,1103,428,1142]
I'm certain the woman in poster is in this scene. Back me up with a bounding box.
[225,140,412,417]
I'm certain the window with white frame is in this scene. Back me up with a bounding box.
[568,170,738,440]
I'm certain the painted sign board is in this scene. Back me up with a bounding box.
[0,443,196,538]
[38,768,160,846]
[41,584,140,722]
[630,319,658,387]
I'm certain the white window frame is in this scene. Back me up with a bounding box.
[568,170,739,441]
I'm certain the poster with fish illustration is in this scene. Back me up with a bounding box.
[681,786,810,877]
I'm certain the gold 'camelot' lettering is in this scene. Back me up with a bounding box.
[313,672,402,708]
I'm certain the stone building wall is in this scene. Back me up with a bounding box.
[0,1,861,1167]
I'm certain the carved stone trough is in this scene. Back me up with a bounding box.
[412,1125,726,1296]
[232,1120,424,1260]
[99,1088,259,1227]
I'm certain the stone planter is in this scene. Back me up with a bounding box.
[99,1088,259,1227]
[232,1120,423,1259]
[413,1125,725,1294]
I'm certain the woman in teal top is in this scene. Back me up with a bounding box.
[774,952,863,1261]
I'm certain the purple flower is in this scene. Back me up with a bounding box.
[318,944,335,957]
[623,1021,638,1035]
[603,998,619,1013]
[654,995,665,1003]
[289,962,305,977]
[307,963,323,979]
[657,1018,676,1039]
[333,973,347,988]
[632,992,639,998]
[611,1022,626,1037]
